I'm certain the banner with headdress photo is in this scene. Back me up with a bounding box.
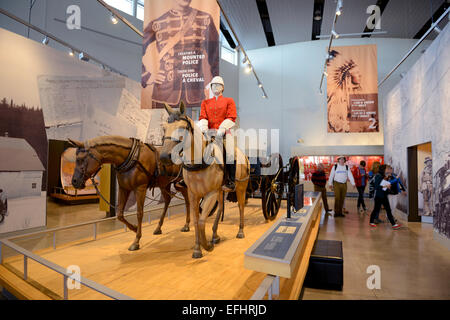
[326,44,379,133]
[141,0,220,109]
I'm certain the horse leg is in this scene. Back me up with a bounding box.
[236,182,247,239]
[129,185,146,251]
[190,191,202,259]
[198,192,216,252]
[176,184,190,232]
[212,191,223,244]
[116,188,137,233]
[153,186,172,235]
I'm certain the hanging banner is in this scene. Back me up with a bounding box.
[327,44,379,133]
[141,0,220,109]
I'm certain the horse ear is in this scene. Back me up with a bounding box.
[68,139,84,148]
[179,101,185,115]
[164,103,174,115]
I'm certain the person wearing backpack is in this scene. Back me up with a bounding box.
[369,164,402,229]
[368,161,381,199]
[328,156,355,217]
[352,160,368,214]
[385,165,406,216]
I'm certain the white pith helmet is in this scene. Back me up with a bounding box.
[211,76,224,87]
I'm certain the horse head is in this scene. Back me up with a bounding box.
[160,101,191,165]
[68,139,103,189]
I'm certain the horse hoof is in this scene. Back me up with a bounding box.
[192,251,203,259]
[128,243,140,251]
[153,229,162,235]
[236,231,245,239]
[180,226,190,232]
[212,236,220,244]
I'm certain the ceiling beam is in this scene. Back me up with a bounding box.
[255,0,275,46]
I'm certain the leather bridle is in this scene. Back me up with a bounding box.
[75,148,103,183]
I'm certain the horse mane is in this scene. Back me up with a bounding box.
[85,135,132,150]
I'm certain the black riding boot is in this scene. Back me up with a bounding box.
[223,163,236,192]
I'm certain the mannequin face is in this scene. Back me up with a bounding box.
[211,83,224,96]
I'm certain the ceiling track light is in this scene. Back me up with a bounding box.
[323,71,328,77]
[314,10,322,21]
[332,30,340,39]
[110,13,119,24]
[42,36,49,45]
[69,49,75,57]
[258,83,263,88]
[336,0,343,16]
[245,65,253,73]
[79,52,89,61]
[433,26,441,34]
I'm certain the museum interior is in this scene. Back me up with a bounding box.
[0,0,449,302]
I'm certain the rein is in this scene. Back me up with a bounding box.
[163,116,224,172]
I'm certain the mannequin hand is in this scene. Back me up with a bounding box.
[217,128,226,137]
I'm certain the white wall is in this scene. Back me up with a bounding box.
[238,37,430,161]
[383,24,450,249]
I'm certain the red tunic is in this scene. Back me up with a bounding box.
[199,95,237,129]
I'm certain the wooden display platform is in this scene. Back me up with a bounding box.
[1,198,321,300]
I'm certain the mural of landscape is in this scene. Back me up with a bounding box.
[0,97,48,190]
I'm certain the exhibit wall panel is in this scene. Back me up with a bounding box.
[383,24,450,248]
[238,37,429,161]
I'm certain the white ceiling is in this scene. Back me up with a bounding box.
[218,0,447,50]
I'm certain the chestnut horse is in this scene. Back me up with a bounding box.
[159,103,250,258]
[69,135,190,251]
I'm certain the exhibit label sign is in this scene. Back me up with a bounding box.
[327,44,379,133]
[141,0,220,109]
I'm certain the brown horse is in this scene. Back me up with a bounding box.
[159,102,250,258]
[69,135,190,251]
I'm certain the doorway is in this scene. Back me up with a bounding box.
[407,142,433,223]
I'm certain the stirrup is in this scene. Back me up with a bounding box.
[222,181,236,192]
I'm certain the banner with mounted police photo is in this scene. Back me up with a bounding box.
[327,44,379,133]
[141,0,220,109]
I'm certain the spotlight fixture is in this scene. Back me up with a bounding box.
[314,10,322,21]
[79,52,89,61]
[323,71,328,77]
[42,36,49,45]
[336,0,343,16]
[69,50,74,57]
[245,64,253,73]
[262,94,267,99]
[258,83,263,88]
[332,30,340,39]
[433,26,441,34]
[242,57,249,64]
[110,14,119,24]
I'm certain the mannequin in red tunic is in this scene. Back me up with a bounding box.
[198,76,237,192]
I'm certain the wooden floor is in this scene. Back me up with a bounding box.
[3,199,281,300]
